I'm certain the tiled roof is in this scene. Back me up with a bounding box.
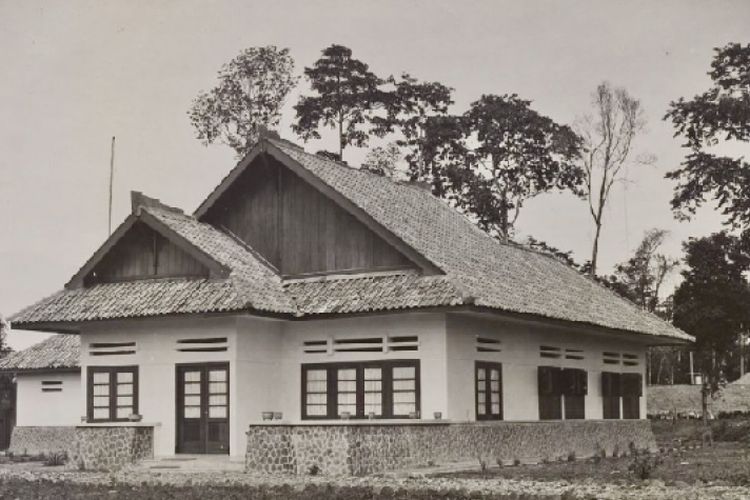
[0,334,79,372]
[10,138,691,343]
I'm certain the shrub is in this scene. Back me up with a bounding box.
[513,458,521,466]
[567,451,576,462]
[308,463,321,476]
[628,448,662,480]
[43,451,67,466]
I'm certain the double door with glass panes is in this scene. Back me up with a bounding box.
[176,363,229,454]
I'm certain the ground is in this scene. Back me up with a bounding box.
[0,420,749,499]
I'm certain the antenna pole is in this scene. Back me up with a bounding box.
[108,136,116,236]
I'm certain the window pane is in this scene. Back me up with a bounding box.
[306,393,327,405]
[477,368,486,381]
[306,381,327,393]
[393,392,415,403]
[116,407,132,419]
[307,369,327,382]
[490,369,500,381]
[338,404,356,416]
[209,406,227,418]
[337,392,356,405]
[491,393,500,404]
[338,368,356,380]
[306,405,327,416]
[337,380,356,392]
[477,392,486,404]
[184,407,201,418]
[364,404,382,415]
[184,383,201,395]
[364,392,381,405]
[491,403,500,414]
[393,403,416,415]
[93,395,109,407]
[93,385,110,396]
[393,366,415,379]
[184,371,201,383]
[117,396,132,407]
[209,382,227,394]
[209,395,227,406]
[364,380,382,391]
[490,381,500,392]
[209,370,226,382]
[393,379,415,391]
[93,372,110,384]
[93,408,109,419]
[184,395,200,407]
[117,384,133,396]
[364,368,382,380]
[117,371,133,383]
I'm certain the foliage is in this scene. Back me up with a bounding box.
[372,73,454,179]
[188,46,298,158]
[443,94,583,240]
[665,43,750,230]
[43,451,68,467]
[627,445,662,480]
[524,236,584,270]
[294,44,384,159]
[362,142,401,177]
[578,82,650,275]
[0,314,10,356]
[672,232,750,416]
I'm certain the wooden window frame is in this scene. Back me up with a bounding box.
[87,366,139,423]
[301,360,420,420]
[475,361,503,421]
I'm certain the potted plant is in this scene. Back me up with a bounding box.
[433,411,442,420]
[261,411,274,421]
[273,412,283,420]
[340,411,351,420]
[128,413,143,422]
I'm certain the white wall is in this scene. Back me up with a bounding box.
[16,371,81,426]
[446,312,649,421]
[80,315,281,459]
[277,312,448,422]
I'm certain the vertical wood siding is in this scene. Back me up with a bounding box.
[203,156,414,277]
[86,222,209,283]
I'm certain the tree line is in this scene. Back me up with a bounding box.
[189,43,750,394]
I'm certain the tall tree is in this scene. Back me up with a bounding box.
[361,142,402,177]
[373,73,454,179]
[665,43,750,231]
[578,82,650,276]
[444,94,582,241]
[188,46,298,158]
[0,315,10,357]
[293,44,383,160]
[672,232,750,420]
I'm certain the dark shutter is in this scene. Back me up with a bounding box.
[601,372,622,419]
[538,366,562,420]
[562,369,586,420]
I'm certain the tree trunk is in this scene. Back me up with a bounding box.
[701,380,709,425]
[590,219,602,276]
[338,118,344,159]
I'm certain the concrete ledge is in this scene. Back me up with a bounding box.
[246,420,656,476]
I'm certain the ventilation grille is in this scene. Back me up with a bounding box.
[565,348,584,360]
[41,381,62,393]
[303,335,420,354]
[177,337,228,352]
[540,345,562,359]
[476,336,501,353]
[623,353,639,366]
[603,352,621,364]
[89,342,136,356]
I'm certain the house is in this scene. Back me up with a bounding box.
[0,334,80,454]
[10,136,692,474]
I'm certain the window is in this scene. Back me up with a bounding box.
[538,366,562,420]
[621,373,642,419]
[562,368,587,419]
[87,366,138,422]
[539,366,588,420]
[301,360,419,419]
[475,362,503,420]
[601,372,621,419]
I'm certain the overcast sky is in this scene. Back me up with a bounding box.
[1,0,748,350]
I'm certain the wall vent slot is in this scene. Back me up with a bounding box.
[622,353,639,366]
[565,348,584,360]
[303,340,329,354]
[476,336,501,353]
[539,345,562,359]
[333,337,383,353]
[603,352,621,365]
[387,336,419,352]
[89,341,136,356]
[41,380,63,393]
[177,337,228,352]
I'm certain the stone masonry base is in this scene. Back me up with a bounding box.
[66,426,154,471]
[246,420,656,476]
[8,426,76,456]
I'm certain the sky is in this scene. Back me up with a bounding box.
[1,0,748,350]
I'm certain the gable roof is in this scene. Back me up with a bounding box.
[0,334,80,372]
[10,137,692,343]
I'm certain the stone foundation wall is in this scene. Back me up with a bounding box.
[8,426,77,456]
[67,426,154,471]
[246,420,656,476]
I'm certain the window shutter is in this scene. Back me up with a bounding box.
[621,373,642,397]
[601,372,621,397]
[538,366,557,396]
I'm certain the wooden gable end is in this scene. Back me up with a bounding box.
[201,155,415,277]
[84,221,209,285]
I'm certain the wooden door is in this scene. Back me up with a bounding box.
[176,363,229,454]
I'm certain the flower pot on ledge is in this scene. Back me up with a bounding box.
[261,411,274,421]
[128,414,143,422]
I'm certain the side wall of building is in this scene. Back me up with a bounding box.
[445,312,648,421]
[16,371,82,426]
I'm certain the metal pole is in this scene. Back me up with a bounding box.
[689,351,695,384]
[108,136,116,236]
